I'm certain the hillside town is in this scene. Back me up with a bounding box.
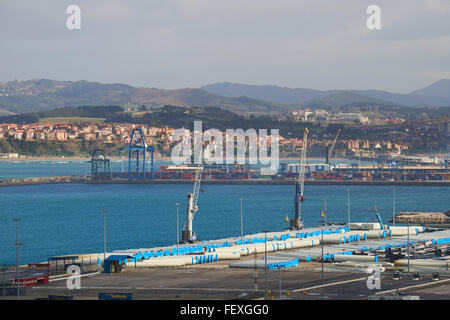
[1,119,448,162]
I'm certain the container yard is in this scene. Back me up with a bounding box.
[2,223,449,300]
[104,162,450,183]
[2,129,448,301]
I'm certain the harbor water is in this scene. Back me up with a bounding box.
[1,181,449,266]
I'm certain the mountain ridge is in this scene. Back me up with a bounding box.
[1,78,449,116]
[201,80,450,108]
[0,79,293,115]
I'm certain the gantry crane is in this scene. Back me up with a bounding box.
[290,128,309,230]
[326,129,341,164]
[182,165,203,243]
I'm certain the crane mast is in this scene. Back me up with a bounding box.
[290,128,308,230]
[326,129,341,164]
[182,165,203,243]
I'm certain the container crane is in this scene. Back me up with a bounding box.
[182,165,203,243]
[290,128,308,230]
[326,129,341,165]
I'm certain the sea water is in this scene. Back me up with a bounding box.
[0,182,449,266]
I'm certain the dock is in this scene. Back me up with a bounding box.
[4,224,449,300]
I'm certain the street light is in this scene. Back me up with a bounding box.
[347,189,351,228]
[407,220,410,274]
[393,186,396,227]
[13,218,23,300]
[239,198,244,244]
[102,210,108,265]
[176,203,180,254]
[262,229,269,300]
[320,209,327,285]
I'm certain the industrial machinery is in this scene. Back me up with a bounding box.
[123,128,154,179]
[290,128,308,230]
[325,129,341,164]
[89,149,111,180]
[373,205,385,230]
[182,165,203,243]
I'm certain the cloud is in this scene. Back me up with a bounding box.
[0,0,449,92]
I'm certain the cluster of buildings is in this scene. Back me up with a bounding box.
[0,119,448,159]
[291,109,405,125]
[292,109,329,122]
[278,135,407,158]
[0,122,175,144]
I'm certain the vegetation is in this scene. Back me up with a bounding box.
[0,105,123,124]
[39,117,106,124]
[0,139,125,157]
[0,104,448,157]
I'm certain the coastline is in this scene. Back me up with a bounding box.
[1,177,450,187]
[0,156,342,162]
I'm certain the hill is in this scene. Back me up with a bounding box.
[0,105,123,124]
[0,79,294,116]
[410,79,450,99]
[201,80,450,108]
[302,91,400,109]
[201,82,326,104]
[1,78,449,117]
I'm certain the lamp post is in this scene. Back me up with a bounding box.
[262,229,269,300]
[320,208,327,285]
[393,186,396,226]
[239,198,244,244]
[347,189,351,229]
[102,210,108,264]
[176,203,180,254]
[2,267,8,300]
[321,223,324,284]
[14,218,23,300]
[407,220,410,274]
[279,266,282,299]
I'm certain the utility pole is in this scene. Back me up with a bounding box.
[321,223,324,284]
[407,220,410,274]
[102,210,108,265]
[253,247,258,297]
[320,208,327,285]
[262,230,269,300]
[279,267,282,299]
[2,267,7,300]
[239,198,244,244]
[14,218,23,300]
[176,203,180,254]
[393,186,396,226]
[347,189,351,229]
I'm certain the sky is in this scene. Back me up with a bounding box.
[0,0,449,93]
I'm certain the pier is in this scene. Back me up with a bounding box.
[2,176,450,187]
[3,224,449,300]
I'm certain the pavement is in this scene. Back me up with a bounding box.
[6,261,449,300]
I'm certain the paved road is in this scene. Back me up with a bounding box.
[15,263,450,300]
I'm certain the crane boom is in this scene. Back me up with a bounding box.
[299,128,309,198]
[182,165,203,242]
[374,205,385,230]
[191,166,202,219]
[290,128,308,229]
[326,129,341,164]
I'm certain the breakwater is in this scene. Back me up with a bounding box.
[2,176,450,187]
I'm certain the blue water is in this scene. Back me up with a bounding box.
[0,159,369,180]
[1,182,449,266]
[0,160,173,179]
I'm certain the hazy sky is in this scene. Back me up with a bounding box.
[1,0,449,93]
